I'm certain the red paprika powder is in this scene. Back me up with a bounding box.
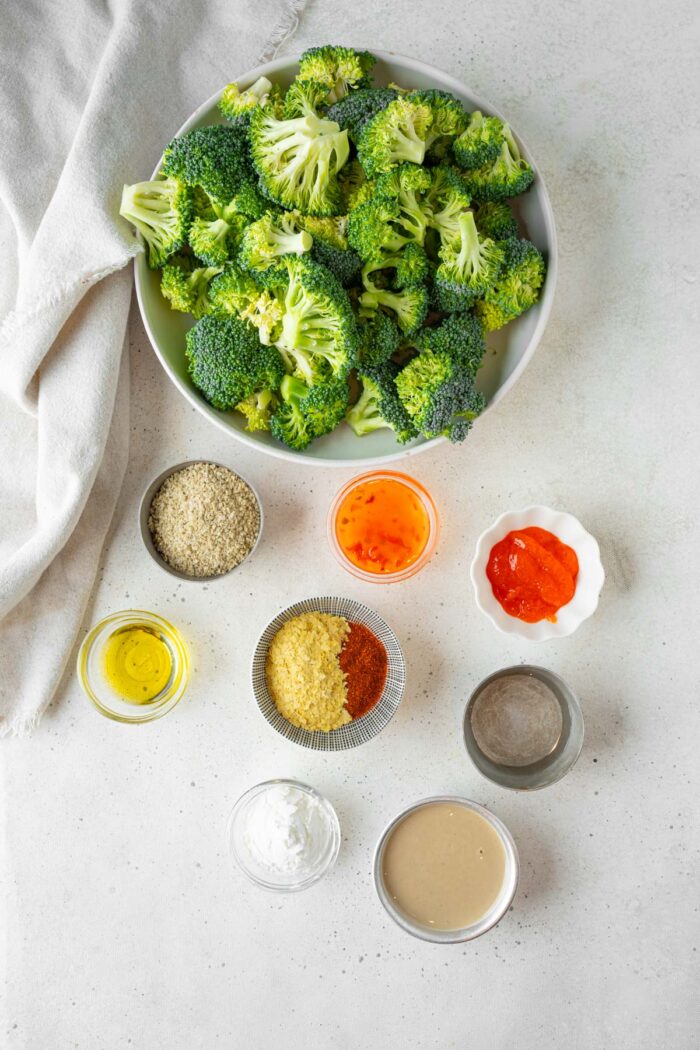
[339,622,388,719]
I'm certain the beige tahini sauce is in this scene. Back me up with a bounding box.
[382,803,506,930]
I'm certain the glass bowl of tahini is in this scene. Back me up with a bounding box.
[77,610,190,723]
[373,797,519,943]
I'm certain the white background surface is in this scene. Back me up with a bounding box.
[3,1,700,1047]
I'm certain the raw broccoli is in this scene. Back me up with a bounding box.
[283,79,331,119]
[357,96,433,177]
[474,237,545,330]
[348,175,430,264]
[219,77,283,123]
[302,377,351,436]
[460,124,534,201]
[424,165,472,245]
[185,314,285,411]
[435,211,504,301]
[269,375,316,450]
[359,270,429,335]
[452,111,505,170]
[411,89,469,162]
[347,363,417,443]
[162,124,253,206]
[298,46,375,103]
[188,191,248,266]
[160,257,222,318]
[229,180,269,220]
[119,177,193,269]
[361,241,430,291]
[416,312,486,374]
[209,264,284,344]
[474,201,518,241]
[357,311,402,367]
[293,215,363,286]
[327,87,399,142]
[338,159,372,211]
[248,106,349,216]
[236,388,279,431]
[274,257,359,381]
[238,210,312,273]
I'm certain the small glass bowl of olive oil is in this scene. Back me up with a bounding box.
[77,610,190,723]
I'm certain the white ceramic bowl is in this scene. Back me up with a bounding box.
[134,50,558,467]
[470,505,605,641]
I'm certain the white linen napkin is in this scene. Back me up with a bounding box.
[0,0,307,735]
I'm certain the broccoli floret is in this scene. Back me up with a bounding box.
[185,314,285,411]
[236,388,279,431]
[416,312,486,374]
[359,273,429,335]
[295,214,363,286]
[348,177,430,264]
[248,106,349,216]
[238,210,312,273]
[302,377,351,436]
[361,241,430,291]
[435,211,504,300]
[209,264,284,344]
[473,201,519,241]
[283,79,331,118]
[162,124,253,206]
[187,192,248,266]
[357,96,433,177]
[219,77,283,123]
[229,180,269,220]
[424,165,472,245]
[338,159,373,211]
[160,257,222,318]
[411,89,468,162]
[474,237,545,330]
[460,125,534,201]
[357,311,402,367]
[273,257,359,381]
[347,364,417,443]
[119,178,192,269]
[298,46,375,104]
[269,375,316,450]
[327,87,399,142]
[452,111,505,170]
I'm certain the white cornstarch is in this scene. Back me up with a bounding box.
[241,785,332,875]
[148,462,260,578]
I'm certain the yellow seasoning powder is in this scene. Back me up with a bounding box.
[102,627,173,704]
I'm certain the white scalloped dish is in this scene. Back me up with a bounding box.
[470,506,605,641]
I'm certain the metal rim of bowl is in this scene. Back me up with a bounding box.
[138,459,264,581]
[373,795,520,944]
[462,665,585,791]
[251,595,406,751]
[133,49,558,468]
[226,778,341,893]
[326,470,440,584]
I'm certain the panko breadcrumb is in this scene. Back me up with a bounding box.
[265,612,351,732]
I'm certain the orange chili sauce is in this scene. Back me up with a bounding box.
[334,476,431,575]
[486,526,579,623]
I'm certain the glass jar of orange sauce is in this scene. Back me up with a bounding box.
[327,471,439,583]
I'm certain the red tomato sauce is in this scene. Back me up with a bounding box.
[486,527,579,623]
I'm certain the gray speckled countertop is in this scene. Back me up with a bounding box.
[3,2,699,1047]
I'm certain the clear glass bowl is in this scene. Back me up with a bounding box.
[227,779,341,892]
[76,610,190,723]
[373,796,519,943]
[327,470,439,584]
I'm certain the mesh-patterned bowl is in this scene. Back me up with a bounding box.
[251,596,405,751]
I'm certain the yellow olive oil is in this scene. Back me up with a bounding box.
[102,626,173,704]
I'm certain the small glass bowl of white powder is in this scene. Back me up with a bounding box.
[227,780,341,892]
